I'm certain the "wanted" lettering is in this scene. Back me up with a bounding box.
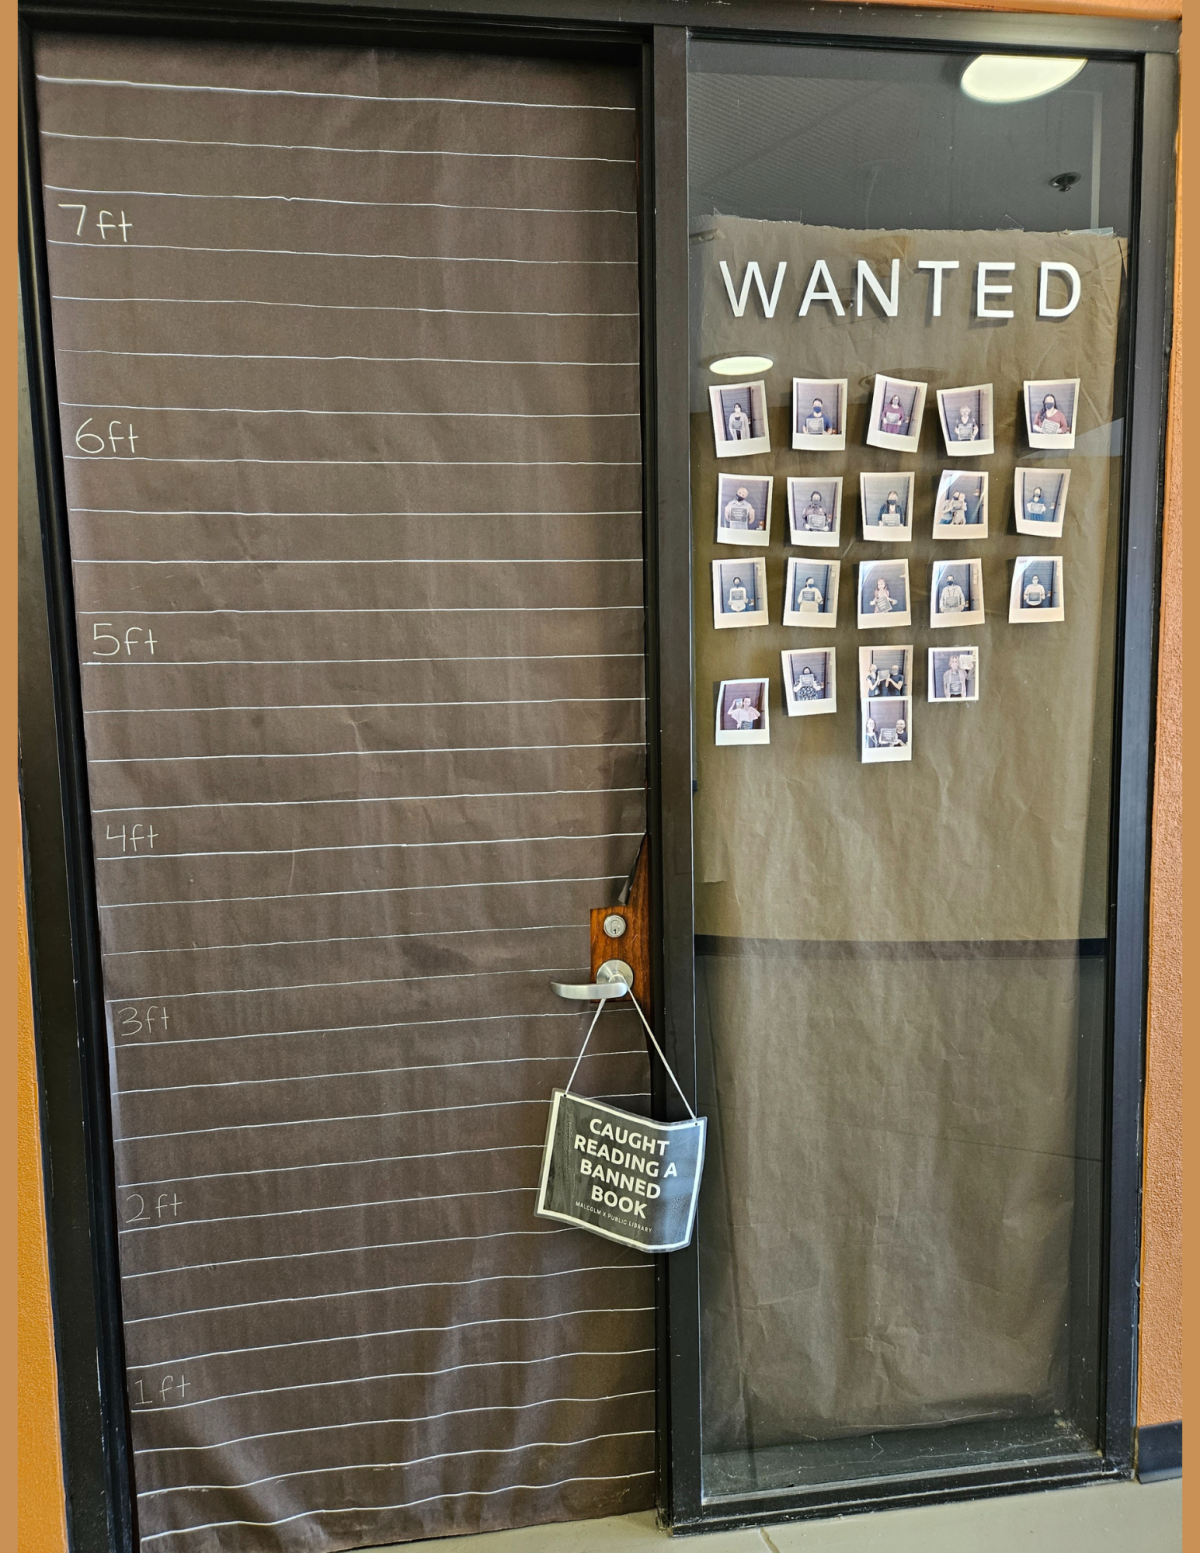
[719,259,1082,322]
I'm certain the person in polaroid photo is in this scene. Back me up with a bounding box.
[859,647,911,702]
[791,378,847,451]
[1024,378,1080,450]
[937,384,996,457]
[860,472,914,542]
[866,375,927,453]
[1009,556,1066,623]
[709,380,770,458]
[712,557,768,629]
[928,647,979,703]
[857,560,911,629]
[782,558,839,628]
[879,659,906,696]
[782,649,837,717]
[715,678,770,745]
[1014,468,1070,538]
[930,559,985,628]
[933,471,988,539]
[862,696,912,764]
[716,474,772,548]
[787,478,841,547]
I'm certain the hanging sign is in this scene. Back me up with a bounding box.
[536,1090,706,1253]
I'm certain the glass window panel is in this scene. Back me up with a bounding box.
[687,39,1138,1502]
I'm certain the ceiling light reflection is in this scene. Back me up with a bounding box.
[961,55,1087,105]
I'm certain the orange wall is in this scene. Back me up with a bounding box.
[18,807,69,1553]
[14,8,1184,1546]
[1137,107,1184,1430]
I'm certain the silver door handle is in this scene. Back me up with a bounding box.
[550,959,633,1001]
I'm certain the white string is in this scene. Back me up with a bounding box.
[563,985,697,1122]
[564,1001,607,1097]
[626,988,698,1121]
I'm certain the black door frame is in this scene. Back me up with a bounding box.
[18,3,1177,1547]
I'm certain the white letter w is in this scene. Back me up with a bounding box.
[719,260,788,319]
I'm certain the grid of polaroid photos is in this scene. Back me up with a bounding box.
[706,367,1079,751]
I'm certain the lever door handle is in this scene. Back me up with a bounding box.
[550,959,634,1001]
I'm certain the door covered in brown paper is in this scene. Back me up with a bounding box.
[33,33,651,1550]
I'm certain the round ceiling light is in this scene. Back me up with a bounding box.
[960,54,1087,105]
[709,354,774,376]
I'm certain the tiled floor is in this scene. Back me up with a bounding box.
[385,1477,1182,1552]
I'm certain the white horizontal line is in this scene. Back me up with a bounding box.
[60,344,636,363]
[83,655,642,680]
[66,455,640,466]
[99,871,624,912]
[135,1389,652,1456]
[127,1346,654,1414]
[50,238,636,267]
[117,1138,547,1188]
[138,1472,655,1539]
[93,782,640,811]
[47,183,634,215]
[126,1263,643,1327]
[128,1305,655,1371]
[121,1184,532,1224]
[115,1092,645,1149]
[83,653,643,671]
[42,129,635,163]
[54,295,639,319]
[96,828,639,862]
[104,918,588,958]
[103,961,596,1006]
[88,695,638,714]
[61,398,637,417]
[72,507,641,517]
[124,1223,571,1281]
[91,697,639,721]
[78,606,640,616]
[119,1123,513,1164]
[138,1430,652,1501]
[77,559,639,566]
[103,922,585,957]
[117,1047,644,1094]
[36,75,635,111]
[90,742,643,764]
[113,1008,622,1055]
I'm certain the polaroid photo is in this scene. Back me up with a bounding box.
[936,383,996,457]
[859,645,912,703]
[930,558,985,629]
[1014,467,1070,538]
[787,477,842,548]
[709,381,770,458]
[932,470,988,539]
[715,678,770,745]
[862,697,912,764]
[716,473,773,547]
[792,378,847,451]
[1024,378,1080,450]
[860,472,914,543]
[928,647,979,704]
[866,374,928,453]
[782,558,839,628]
[857,559,912,630]
[782,649,837,717]
[1009,556,1065,623]
[712,557,768,629]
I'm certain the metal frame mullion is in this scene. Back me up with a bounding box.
[1100,47,1179,1473]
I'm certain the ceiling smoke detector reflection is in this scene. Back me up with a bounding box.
[960,54,1087,104]
[709,355,774,376]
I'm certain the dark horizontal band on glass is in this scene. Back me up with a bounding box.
[695,935,1107,961]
